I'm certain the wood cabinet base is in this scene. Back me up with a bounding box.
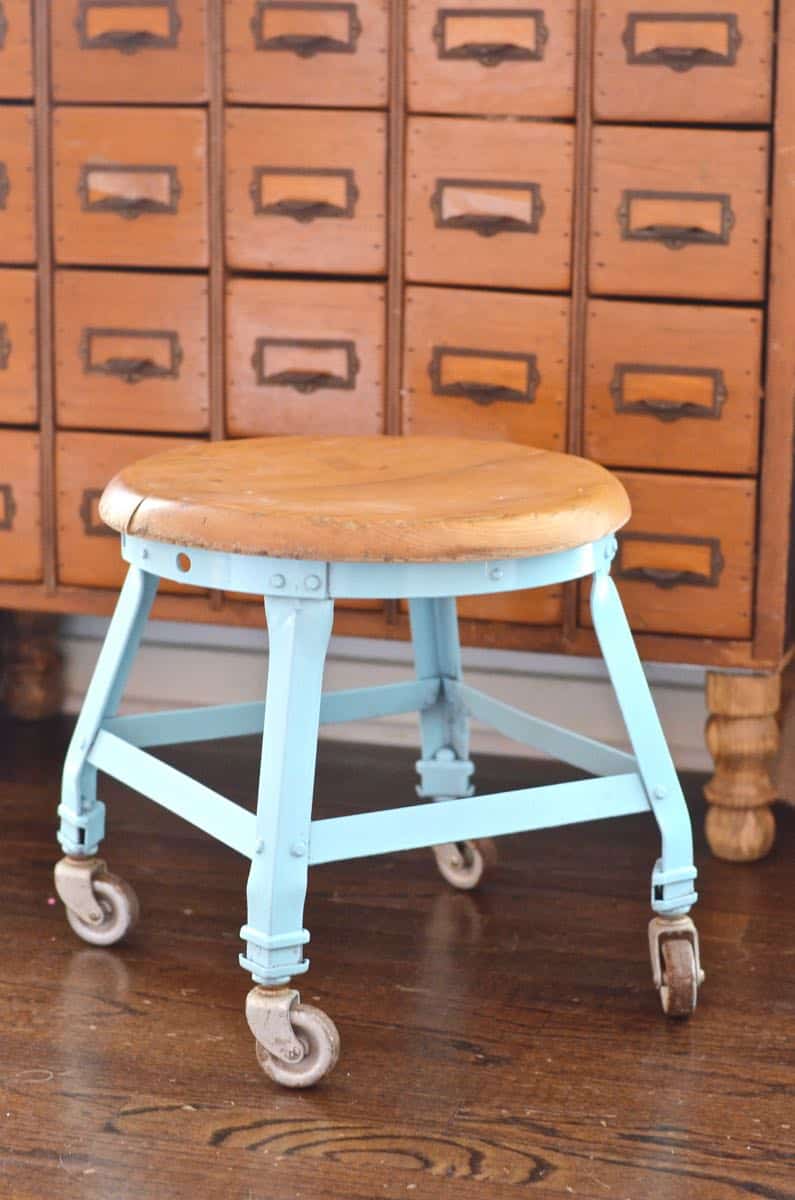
[704,671,780,862]
[2,612,63,721]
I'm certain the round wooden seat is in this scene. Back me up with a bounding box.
[99,436,630,563]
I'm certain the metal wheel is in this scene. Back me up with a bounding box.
[255,1003,340,1088]
[64,871,139,947]
[432,838,497,890]
[658,936,698,1017]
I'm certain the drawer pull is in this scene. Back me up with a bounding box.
[0,322,10,371]
[80,327,183,384]
[79,488,115,538]
[75,0,182,53]
[432,7,549,67]
[429,346,540,406]
[251,1,362,57]
[250,167,358,222]
[431,178,544,237]
[0,162,8,210]
[78,164,182,219]
[618,189,735,250]
[252,337,360,393]
[0,483,17,532]
[622,12,742,73]
[616,532,724,590]
[610,363,727,422]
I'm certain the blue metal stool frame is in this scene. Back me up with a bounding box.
[55,529,703,1087]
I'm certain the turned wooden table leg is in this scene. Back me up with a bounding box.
[1,611,63,720]
[704,671,780,862]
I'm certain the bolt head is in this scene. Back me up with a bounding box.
[653,786,667,800]
[489,566,504,582]
[255,839,265,855]
[290,840,307,858]
[270,573,286,589]
[304,574,322,592]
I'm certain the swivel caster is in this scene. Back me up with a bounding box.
[648,915,705,1018]
[54,856,139,947]
[432,838,497,890]
[246,985,340,1088]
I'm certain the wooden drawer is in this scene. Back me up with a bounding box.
[226,278,385,437]
[585,300,762,475]
[408,1,575,117]
[0,268,37,425]
[57,432,201,590]
[594,2,773,124]
[401,589,562,626]
[226,0,388,109]
[406,117,574,291]
[0,106,35,264]
[403,286,568,450]
[0,429,41,581]
[51,0,208,102]
[55,270,209,433]
[0,0,33,98]
[226,108,387,276]
[590,126,768,302]
[53,107,208,269]
[580,472,756,639]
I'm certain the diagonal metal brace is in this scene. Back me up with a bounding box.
[245,986,306,1065]
[54,856,107,926]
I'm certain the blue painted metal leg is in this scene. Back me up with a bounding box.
[409,597,474,799]
[590,568,697,918]
[59,565,159,856]
[240,595,334,986]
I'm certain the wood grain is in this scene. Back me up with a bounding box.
[0,429,42,581]
[0,0,33,98]
[0,725,792,1199]
[0,267,37,425]
[0,105,35,264]
[99,435,631,562]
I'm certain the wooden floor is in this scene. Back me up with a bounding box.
[1,715,793,1200]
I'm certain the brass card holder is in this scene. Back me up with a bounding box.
[610,363,728,422]
[432,6,549,68]
[79,488,115,537]
[78,163,182,219]
[250,1,362,57]
[80,327,183,385]
[616,532,725,590]
[0,322,10,371]
[429,346,540,406]
[622,12,742,73]
[0,162,9,210]
[431,178,544,237]
[75,0,182,54]
[617,189,735,250]
[250,167,359,223]
[0,483,16,531]
[252,337,360,393]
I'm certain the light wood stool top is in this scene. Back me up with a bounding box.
[100,436,630,563]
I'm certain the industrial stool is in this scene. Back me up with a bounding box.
[55,436,704,1087]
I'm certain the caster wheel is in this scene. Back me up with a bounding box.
[432,838,497,890]
[658,937,699,1018]
[64,871,139,947]
[255,1003,340,1088]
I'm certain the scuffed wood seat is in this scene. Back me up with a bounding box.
[99,435,630,563]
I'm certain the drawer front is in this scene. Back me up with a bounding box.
[594,2,773,124]
[580,472,755,638]
[0,268,37,424]
[53,107,208,268]
[0,0,33,98]
[0,106,35,264]
[51,0,208,102]
[226,108,386,275]
[403,286,568,449]
[226,0,388,108]
[57,431,200,590]
[55,270,209,433]
[408,1,575,117]
[590,126,768,302]
[585,300,762,475]
[406,117,573,291]
[0,429,41,581]
[226,278,385,436]
[457,588,562,626]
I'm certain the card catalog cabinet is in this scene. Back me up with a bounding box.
[2,1,795,682]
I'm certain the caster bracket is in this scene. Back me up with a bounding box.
[246,986,307,1066]
[54,856,107,926]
